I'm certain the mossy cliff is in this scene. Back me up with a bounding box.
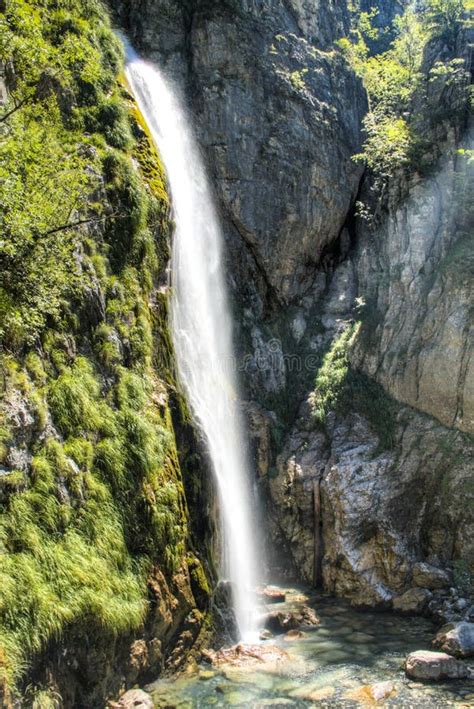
[0,1,211,706]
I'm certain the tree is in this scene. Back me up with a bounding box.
[423,0,467,47]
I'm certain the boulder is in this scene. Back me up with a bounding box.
[262,606,320,634]
[258,586,286,604]
[433,622,474,658]
[115,689,154,709]
[263,611,300,635]
[405,650,469,680]
[345,681,396,704]
[202,643,290,672]
[393,588,432,614]
[413,562,451,590]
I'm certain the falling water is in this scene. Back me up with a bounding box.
[125,48,259,640]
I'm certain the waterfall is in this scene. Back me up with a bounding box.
[125,49,259,641]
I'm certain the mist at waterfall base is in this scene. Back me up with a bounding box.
[125,47,260,642]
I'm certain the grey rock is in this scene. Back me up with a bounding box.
[413,562,451,590]
[115,689,154,709]
[352,134,474,435]
[433,622,474,658]
[114,0,474,617]
[117,0,366,303]
[393,588,432,615]
[405,650,469,681]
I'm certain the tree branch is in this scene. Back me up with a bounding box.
[39,213,122,238]
[0,99,27,123]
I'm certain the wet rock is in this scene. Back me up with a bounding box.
[307,686,335,701]
[283,629,306,641]
[345,681,396,705]
[263,611,301,634]
[290,684,336,701]
[199,670,216,681]
[413,562,451,590]
[115,689,154,709]
[202,643,290,673]
[433,622,474,658]
[393,588,432,614]
[258,586,286,604]
[405,650,469,680]
[263,606,320,634]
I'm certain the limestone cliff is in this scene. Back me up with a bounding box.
[116,0,474,617]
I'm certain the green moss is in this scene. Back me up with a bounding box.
[0,0,206,697]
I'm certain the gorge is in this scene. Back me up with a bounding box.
[0,0,473,707]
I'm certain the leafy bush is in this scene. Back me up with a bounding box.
[310,323,360,423]
[310,323,397,450]
[339,1,471,181]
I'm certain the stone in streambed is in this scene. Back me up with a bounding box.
[283,629,306,641]
[262,606,320,635]
[115,689,154,709]
[199,670,216,681]
[289,684,335,701]
[345,681,396,705]
[350,631,376,644]
[405,650,469,680]
[258,586,286,604]
[202,643,290,672]
[433,621,474,658]
[263,611,299,634]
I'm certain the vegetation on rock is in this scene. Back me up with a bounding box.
[339,0,471,181]
[0,0,205,703]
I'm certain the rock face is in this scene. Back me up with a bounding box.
[116,0,474,612]
[115,0,366,303]
[353,144,474,435]
[393,588,432,615]
[433,622,474,658]
[405,650,469,681]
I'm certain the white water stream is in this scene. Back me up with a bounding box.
[125,49,259,640]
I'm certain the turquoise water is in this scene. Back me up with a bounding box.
[147,586,474,707]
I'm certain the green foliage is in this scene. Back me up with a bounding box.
[340,1,470,181]
[289,68,308,91]
[310,323,397,450]
[0,347,187,689]
[423,0,467,46]
[0,0,198,698]
[0,0,130,346]
[310,323,360,423]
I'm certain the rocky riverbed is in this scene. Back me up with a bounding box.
[116,585,474,707]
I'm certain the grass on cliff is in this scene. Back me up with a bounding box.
[0,0,196,699]
[310,323,397,451]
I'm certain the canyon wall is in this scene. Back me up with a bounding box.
[116,0,474,613]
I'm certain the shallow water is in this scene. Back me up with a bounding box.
[147,586,474,707]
